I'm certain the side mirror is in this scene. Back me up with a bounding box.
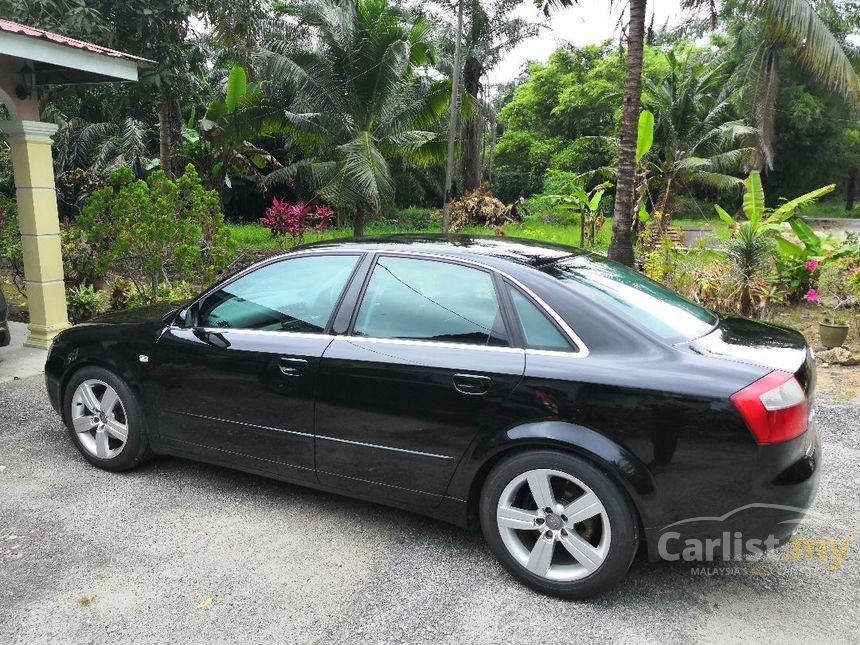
[176,304,198,328]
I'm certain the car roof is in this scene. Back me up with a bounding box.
[288,234,587,270]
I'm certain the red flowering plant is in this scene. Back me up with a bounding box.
[259,198,335,248]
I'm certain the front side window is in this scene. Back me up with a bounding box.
[507,285,574,352]
[198,254,360,332]
[353,256,508,346]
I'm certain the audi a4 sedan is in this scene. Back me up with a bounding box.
[45,236,819,598]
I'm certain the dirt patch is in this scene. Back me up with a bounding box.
[770,303,860,355]
[768,304,860,400]
[816,366,860,403]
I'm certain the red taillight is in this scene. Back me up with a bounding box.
[730,370,808,444]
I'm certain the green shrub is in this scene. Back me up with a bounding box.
[818,255,860,308]
[77,164,235,303]
[0,196,24,297]
[491,168,539,204]
[66,284,107,324]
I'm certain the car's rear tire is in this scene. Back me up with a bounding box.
[63,366,152,471]
[480,449,639,599]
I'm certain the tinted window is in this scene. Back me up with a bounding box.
[542,256,717,342]
[198,254,359,332]
[507,285,574,352]
[353,256,508,346]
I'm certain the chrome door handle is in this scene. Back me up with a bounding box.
[453,373,492,395]
[279,356,308,376]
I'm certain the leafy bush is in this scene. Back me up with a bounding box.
[0,196,24,297]
[77,164,235,303]
[66,284,107,324]
[645,240,785,318]
[110,277,200,311]
[61,218,107,288]
[817,254,860,309]
[491,168,539,204]
[258,198,334,247]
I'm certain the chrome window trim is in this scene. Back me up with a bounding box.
[353,250,590,358]
[185,327,334,340]
[335,335,525,355]
[173,247,590,358]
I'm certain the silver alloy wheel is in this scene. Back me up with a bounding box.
[496,468,611,582]
[70,379,129,459]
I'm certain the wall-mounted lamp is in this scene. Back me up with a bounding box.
[15,65,37,100]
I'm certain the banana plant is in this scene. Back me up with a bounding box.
[715,171,834,314]
[196,64,315,209]
[714,171,834,244]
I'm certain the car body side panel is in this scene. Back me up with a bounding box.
[315,337,526,507]
[445,348,772,532]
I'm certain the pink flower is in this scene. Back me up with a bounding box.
[805,259,819,272]
[804,288,820,303]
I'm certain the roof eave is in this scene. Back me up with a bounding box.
[0,30,147,83]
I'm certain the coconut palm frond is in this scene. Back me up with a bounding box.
[690,171,746,192]
[754,0,860,103]
[262,159,312,188]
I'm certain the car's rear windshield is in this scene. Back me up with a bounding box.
[541,255,718,343]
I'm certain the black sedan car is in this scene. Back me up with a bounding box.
[45,236,819,598]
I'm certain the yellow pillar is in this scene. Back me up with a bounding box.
[0,120,69,349]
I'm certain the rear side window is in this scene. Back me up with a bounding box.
[543,255,718,342]
[198,254,359,333]
[353,256,508,346]
[507,285,574,352]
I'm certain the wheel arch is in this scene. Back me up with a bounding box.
[57,347,144,423]
[458,421,658,537]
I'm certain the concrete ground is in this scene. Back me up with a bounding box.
[1,373,858,645]
[0,322,46,384]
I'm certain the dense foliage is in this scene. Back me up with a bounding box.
[0,0,859,327]
[76,165,234,302]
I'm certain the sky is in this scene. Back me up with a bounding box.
[488,0,689,85]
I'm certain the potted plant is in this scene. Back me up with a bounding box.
[819,313,850,349]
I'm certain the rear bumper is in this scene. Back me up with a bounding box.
[646,421,821,561]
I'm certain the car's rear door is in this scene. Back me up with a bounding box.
[152,252,364,482]
[314,254,525,507]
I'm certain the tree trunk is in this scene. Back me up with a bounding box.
[461,57,482,193]
[607,0,647,268]
[354,203,365,237]
[846,167,858,212]
[442,0,465,234]
[655,177,675,234]
[158,94,183,178]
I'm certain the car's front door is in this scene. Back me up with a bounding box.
[152,252,363,482]
[315,254,525,506]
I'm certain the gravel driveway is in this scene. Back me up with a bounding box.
[1,374,858,644]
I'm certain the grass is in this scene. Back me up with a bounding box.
[228,211,734,252]
[798,200,860,219]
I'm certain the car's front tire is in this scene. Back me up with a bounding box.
[480,450,639,599]
[63,366,152,471]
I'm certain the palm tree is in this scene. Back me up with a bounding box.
[263,0,449,235]
[642,50,756,218]
[606,0,647,267]
[691,0,860,170]
[52,115,153,177]
[538,0,646,266]
[434,0,539,192]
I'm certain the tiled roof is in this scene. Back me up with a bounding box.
[0,19,154,64]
